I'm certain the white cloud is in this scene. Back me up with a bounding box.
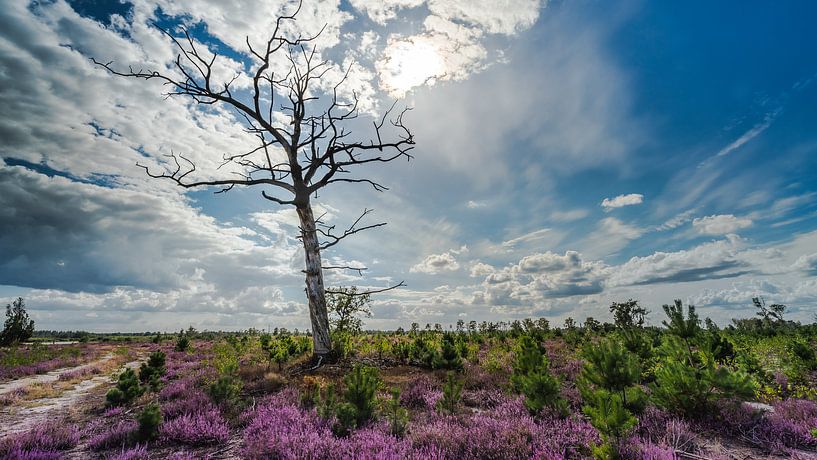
[601,193,644,209]
[410,251,461,274]
[692,214,752,235]
[501,228,551,248]
[427,0,543,35]
[714,109,780,158]
[607,235,752,287]
[348,0,424,25]
[469,262,495,277]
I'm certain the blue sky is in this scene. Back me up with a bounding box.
[1,0,816,332]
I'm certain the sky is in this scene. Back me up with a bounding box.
[1,0,816,332]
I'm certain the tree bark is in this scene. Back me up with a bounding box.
[297,204,332,356]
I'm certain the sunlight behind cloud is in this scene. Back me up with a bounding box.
[378,36,446,97]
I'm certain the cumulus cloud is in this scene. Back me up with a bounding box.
[469,262,495,277]
[410,251,461,274]
[794,253,817,275]
[0,164,300,295]
[474,250,606,307]
[692,214,752,235]
[607,235,754,287]
[601,193,644,209]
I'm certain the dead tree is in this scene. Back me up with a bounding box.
[92,5,414,358]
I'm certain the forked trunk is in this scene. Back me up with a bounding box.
[297,204,332,356]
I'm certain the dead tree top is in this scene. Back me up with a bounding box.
[92,2,414,208]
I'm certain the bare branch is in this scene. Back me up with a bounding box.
[320,265,367,276]
[317,208,386,250]
[325,281,406,296]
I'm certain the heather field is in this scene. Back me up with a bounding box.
[2,306,817,460]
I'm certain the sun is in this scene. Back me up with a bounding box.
[379,36,446,97]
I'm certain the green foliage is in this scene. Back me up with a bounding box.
[209,374,241,405]
[392,340,411,363]
[511,335,567,415]
[327,287,372,334]
[317,383,337,419]
[343,365,381,426]
[432,333,463,370]
[106,368,143,407]
[436,371,464,415]
[790,340,817,370]
[1,297,35,346]
[383,387,409,436]
[580,338,644,458]
[581,339,645,414]
[409,336,439,368]
[138,351,167,390]
[136,402,162,441]
[582,340,641,394]
[583,388,638,459]
[333,402,359,436]
[175,330,190,352]
[610,299,648,329]
[662,300,700,342]
[650,355,756,416]
[651,301,756,416]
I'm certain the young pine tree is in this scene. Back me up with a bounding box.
[511,335,567,415]
[436,371,464,415]
[651,300,756,416]
[580,339,645,460]
[432,333,463,370]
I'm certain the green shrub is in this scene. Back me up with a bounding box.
[209,375,241,406]
[175,332,190,352]
[436,371,463,415]
[651,301,756,416]
[511,335,567,415]
[343,365,381,426]
[106,368,143,407]
[432,333,463,370]
[584,391,637,460]
[136,403,162,441]
[581,339,645,414]
[139,351,166,391]
[410,336,439,368]
[334,402,359,436]
[651,354,756,416]
[317,383,337,419]
[791,341,817,370]
[384,387,409,436]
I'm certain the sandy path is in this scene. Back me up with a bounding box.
[0,358,142,437]
[0,352,116,395]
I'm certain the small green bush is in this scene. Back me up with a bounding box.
[583,390,637,459]
[136,403,162,441]
[175,333,190,352]
[139,351,167,391]
[432,333,463,370]
[511,335,567,415]
[208,375,241,406]
[384,387,408,436]
[106,368,144,407]
[436,371,463,415]
[343,364,381,426]
[333,402,359,436]
[651,300,756,416]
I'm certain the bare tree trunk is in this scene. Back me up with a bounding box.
[297,204,332,356]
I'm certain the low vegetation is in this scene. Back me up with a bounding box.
[2,295,817,459]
